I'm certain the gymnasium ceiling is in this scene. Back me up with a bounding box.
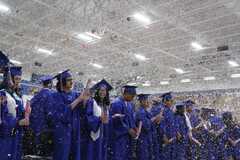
[0,0,240,93]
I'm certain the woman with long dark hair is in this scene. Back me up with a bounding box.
[9,66,30,160]
[0,51,30,160]
[86,79,112,160]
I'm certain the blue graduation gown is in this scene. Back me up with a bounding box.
[51,91,81,160]
[109,97,136,160]
[224,125,240,159]
[150,104,162,160]
[86,100,110,160]
[85,99,104,160]
[135,107,153,160]
[0,97,18,160]
[187,112,202,160]
[78,100,90,160]
[198,117,224,160]
[174,114,189,160]
[10,92,25,160]
[160,105,176,160]
[30,88,53,136]
[208,116,226,160]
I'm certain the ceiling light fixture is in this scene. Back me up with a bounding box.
[37,48,53,55]
[75,32,102,43]
[174,68,185,74]
[203,76,216,81]
[160,81,169,85]
[228,60,239,67]
[10,59,22,65]
[85,32,102,40]
[90,63,103,69]
[191,42,204,50]
[134,54,148,61]
[181,79,191,83]
[0,2,10,13]
[76,33,93,42]
[231,73,240,78]
[133,13,151,25]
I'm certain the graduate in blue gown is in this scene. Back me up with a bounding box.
[174,102,189,160]
[0,51,16,159]
[222,112,240,160]
[135,94,152,160]
[135,94,163,160]
[198,108,215,160]
[87,79,113,160]
[208,114,226,160]
[159,92,177,160]
[0,89,18,160]
[9,66,31,160]
[50,70,90,160]
[30,75,55,156]
[184,100,202,160]
[150,96,163,160]
[109,85,138,160]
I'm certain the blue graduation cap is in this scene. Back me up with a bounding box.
[54,69,72,81]
[137,93,150,101]
[91,79,113,91]
[161,92,172,102]
[195,108,200,113]
[185,100,195,105]
[175,101,185,110]
[10,66,22,76]
[210,116,224,129]
[222,112,233,121]
[185,100,195,108]
[0,51,10,67]
[39,75,53,84]
[122,85,137,95]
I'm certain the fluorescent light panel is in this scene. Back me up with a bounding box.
[76,33,93,42]
[0,2,10,13]
[203,76,216,81]
[90,63,103,69]
[228,60,239,67]
[76,32,102,43]
[231,74,240,78]
[134,54,148,61]
[10,59,22,65]
[174,68,185,74]
[37,48,53,55]
[191,42,204,50]
[160,81,169,85]
[85,32,102,39]
[181,79,191,83]
[133,13,151,25]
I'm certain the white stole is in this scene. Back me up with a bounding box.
[5,91,17,118]
[90,100,102,141]
[184,113,192,131]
